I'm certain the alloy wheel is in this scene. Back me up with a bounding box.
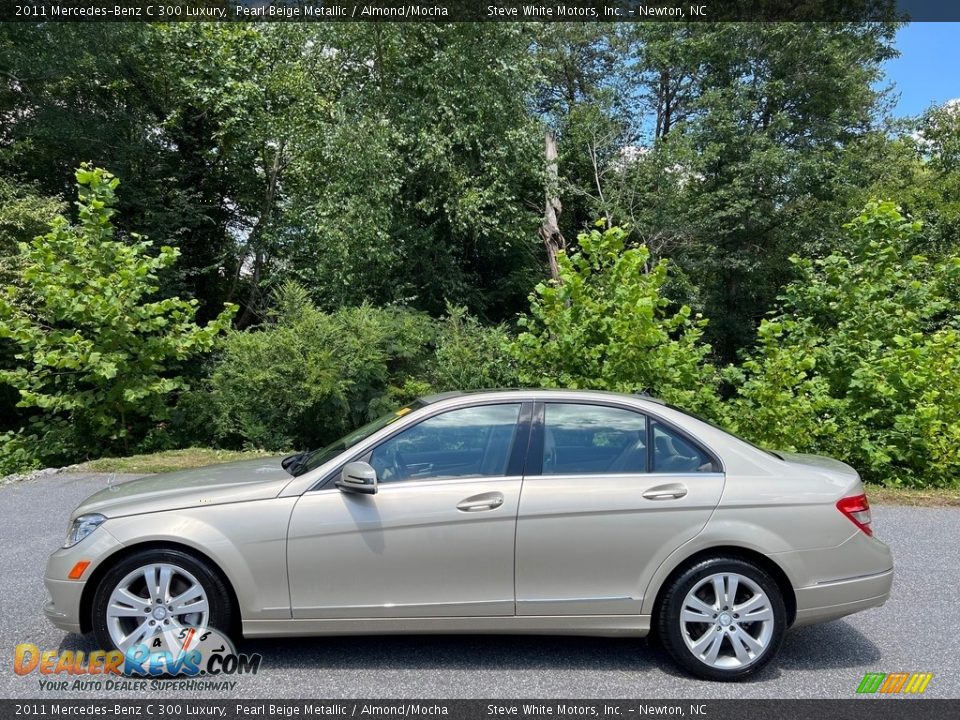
[104,562,209,654]
[679,572,775,670]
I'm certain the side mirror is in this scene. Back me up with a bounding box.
[336,461,378,495]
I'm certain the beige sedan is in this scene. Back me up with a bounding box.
[44,390,893,681]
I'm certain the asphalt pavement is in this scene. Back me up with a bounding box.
[1,472,957,699]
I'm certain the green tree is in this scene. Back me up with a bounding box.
[728,201,960,487]
[0,166,235,462]
[560,23,900,360]
[285,23,544,319]
[668,23,899,359]
[852,101,960,257]
[509,225,721,416]
[0,23,338,323]
[150,23,336,327]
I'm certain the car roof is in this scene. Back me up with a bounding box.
[419,388,666,405]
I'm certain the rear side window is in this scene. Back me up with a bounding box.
[543,403,647,475]
[652,421,715,473]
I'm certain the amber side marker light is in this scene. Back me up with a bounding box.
[68,561,90,579]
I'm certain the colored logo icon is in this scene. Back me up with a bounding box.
[856,672,933,694]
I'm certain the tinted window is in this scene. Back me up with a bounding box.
[652,422,714,473]
[543,403,647,475]
[370,404,521,483]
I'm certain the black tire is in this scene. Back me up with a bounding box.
[656,557,786,681]
[91,548,235,653]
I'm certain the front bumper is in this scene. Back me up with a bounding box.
[43,526,124,634]
[43,589,83,634]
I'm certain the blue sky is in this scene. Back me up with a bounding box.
[883,23,960,117]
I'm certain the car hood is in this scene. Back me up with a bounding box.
[72,457,291,519]
[776,451,861,481]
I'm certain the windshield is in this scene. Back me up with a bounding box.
[290,401,425,477]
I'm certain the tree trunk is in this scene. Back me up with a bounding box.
[538,129,565,281]
[236,142,285,329]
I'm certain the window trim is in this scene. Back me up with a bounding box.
[307,400,533,492]
[527,400,723,478]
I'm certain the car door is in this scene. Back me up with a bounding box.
[287,401,530,619]
[514,401,725,616]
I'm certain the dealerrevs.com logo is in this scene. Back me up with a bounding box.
[856,672,934,695]
[15,627,261,691]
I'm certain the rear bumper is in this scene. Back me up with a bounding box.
[792,567,893,626]
[767,527,894,627]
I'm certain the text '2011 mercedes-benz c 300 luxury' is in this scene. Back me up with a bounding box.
[45,390,893,680]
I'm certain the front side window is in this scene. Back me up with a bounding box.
[370,403,522,483]
[543,403,647,475]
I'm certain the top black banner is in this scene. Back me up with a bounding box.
[2,0,958,23]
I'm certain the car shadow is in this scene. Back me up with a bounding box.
[239,619,880,675]
[55,619,880,677]
[241,634,664,672]
[655,620,883,683]
[57,634,101,653]
[777,621,882,669]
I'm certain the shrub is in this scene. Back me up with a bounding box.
[206,282,437,451]
[0,166,236,465]
[429,304,518,392]
[728,201,960,487]
[508,225,721,417]
[0,430,41,476]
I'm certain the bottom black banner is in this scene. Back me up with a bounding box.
[2,700,956,720]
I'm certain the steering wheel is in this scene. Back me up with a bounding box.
[392,450,409,481]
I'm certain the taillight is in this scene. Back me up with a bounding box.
[837,493,873,536]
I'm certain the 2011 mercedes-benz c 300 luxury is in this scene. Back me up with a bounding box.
[44,390,893,680]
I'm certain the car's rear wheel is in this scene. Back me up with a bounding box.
[656,557,786,681]
[91,548,234,654]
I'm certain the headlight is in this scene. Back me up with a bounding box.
[63,514,106,548]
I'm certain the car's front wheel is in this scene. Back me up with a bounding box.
[656,557,786,681]
[91,548,234,654]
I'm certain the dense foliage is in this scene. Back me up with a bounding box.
[193,284,517,452]
[0,22,899,337]
[510,226,720,417]
[0,167,235,468]
[204,294,434,451]
[727,202,960,487]
[1,21,958,487]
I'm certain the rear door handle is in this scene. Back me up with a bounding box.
[643,483,688,500]
[457,492,504,512]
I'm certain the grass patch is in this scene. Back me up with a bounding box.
[73,448,277,474]
[866,485,960,507]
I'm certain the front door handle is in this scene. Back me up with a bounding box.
[457,492,504,512]
[643,483,688,500]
